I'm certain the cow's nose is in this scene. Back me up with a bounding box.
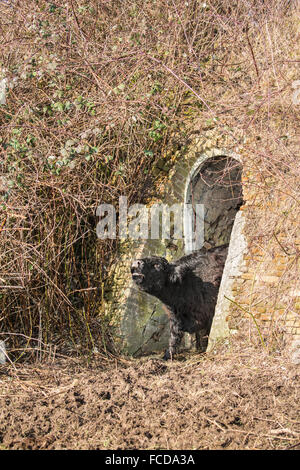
[131,260,143,272]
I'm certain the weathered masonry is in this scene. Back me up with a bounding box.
[105,128,300,356]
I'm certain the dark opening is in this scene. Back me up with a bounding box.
[186,155,243,248]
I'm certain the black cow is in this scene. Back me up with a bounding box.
[131,245,228,360]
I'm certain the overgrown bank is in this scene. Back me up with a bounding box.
[0,0,299,360]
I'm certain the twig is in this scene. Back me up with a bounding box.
[245,25,260,81]
[224,295,267,350]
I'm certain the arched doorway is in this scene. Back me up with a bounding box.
[183,153,245,349]
[119,151,245,356]
[184,155,243,254]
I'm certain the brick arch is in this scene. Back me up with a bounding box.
[182,152,247,347]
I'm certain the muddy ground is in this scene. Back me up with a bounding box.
[0,340,299,450]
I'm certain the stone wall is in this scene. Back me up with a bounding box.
[228,178,300,345]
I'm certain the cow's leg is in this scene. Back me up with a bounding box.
[163,318,184,361]
[195,329,209,352]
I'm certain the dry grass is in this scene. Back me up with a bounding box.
[0,0,299,359]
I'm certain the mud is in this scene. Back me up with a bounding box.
[0,342,299,450]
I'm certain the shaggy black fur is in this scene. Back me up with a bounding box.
[131,245,228,360]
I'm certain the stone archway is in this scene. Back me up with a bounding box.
[116,149,247,357]
[182,153,245,350]
[184,154,243,254]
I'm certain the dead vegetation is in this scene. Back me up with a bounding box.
[0,1,299,357]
